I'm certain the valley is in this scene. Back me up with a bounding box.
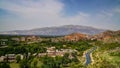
[0,30,120,68]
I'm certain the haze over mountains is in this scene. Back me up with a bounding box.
[0,25,106,36]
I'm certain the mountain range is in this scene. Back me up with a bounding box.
[0,25,106,36]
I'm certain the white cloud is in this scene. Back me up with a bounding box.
[0,0,120,31]
[0,0,90,29]
[0,0,63,18]
[114,8,120,13]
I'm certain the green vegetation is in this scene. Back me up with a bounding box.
[0,43,47,56]
[88,42,120,68]
[0,35,120,68]
[0,62,10,68]
[10,63,19,68]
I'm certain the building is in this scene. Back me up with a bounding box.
[4,54,16,62]
[0,54,23,62]
[38,47,77,57]
[20,37,26,42]
[0,39,8,46]
[0,56,5,62]
[11,38,20,41]
[38,53,47,57]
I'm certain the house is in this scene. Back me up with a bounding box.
[4,54,16,62]
[0,54,24,62]
[11,38,20,41]
[20,37,26,42]
[0,56,5,62]
[47,47,55,53]
[46,47,56,57]
[0,39,8,46]
[68,54,74,59]
[55,51,65,56]
[26,36,39,42]
[27,37,32,41]
[38,47,77,58]
[38,53,47,57]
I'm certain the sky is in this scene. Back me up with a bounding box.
[0,0,120,32]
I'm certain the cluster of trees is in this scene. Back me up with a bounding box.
[40,53,79,68]
[0,44,46,56]
[0,36,93,56]
[0,62,10,68]
[109,52,120,56]
[17,52,79,68]
[95,41,120,51]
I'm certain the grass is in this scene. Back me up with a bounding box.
[37,61,43,68]
[10,63,20,68]
[102,52,120,62]
[101,51,120,66]
[32,58,42,68]
[111,56,120,62]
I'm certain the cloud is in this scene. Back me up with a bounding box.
[0,0,63,18]
[0,0,120,31]
[0,0,90,29]
[114,8,120,13]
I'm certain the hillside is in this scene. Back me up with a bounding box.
[92,30,120,43]
[64,33,89,41]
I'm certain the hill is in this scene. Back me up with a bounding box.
[0,25,105,36]
[92,30,120,43]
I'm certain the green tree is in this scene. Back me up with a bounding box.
[19,59,30,68]
[31,59,38,68]
[16,55,21,63]
[62,53,71,65]
[0,62,10,68]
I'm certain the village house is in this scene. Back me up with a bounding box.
[46,47,56,57]
[0,39,8,46]
[55,50,65,56]
[0,56,5,62]
[20,37,26,42]
[0,54,23,62]
[38,53,47,57]
[26,37,33,41]
[4,54,16,62]
[26,36,38,42]
[46,47,55,53]
[25,36,42,44]
[69,53,74,59]
[11,38,20,41]
[38,47,77,58]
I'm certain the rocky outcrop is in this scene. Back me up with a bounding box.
[92,30,120,42]
[64,33,89,41]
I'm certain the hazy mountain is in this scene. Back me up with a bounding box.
[0,25,106,36]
